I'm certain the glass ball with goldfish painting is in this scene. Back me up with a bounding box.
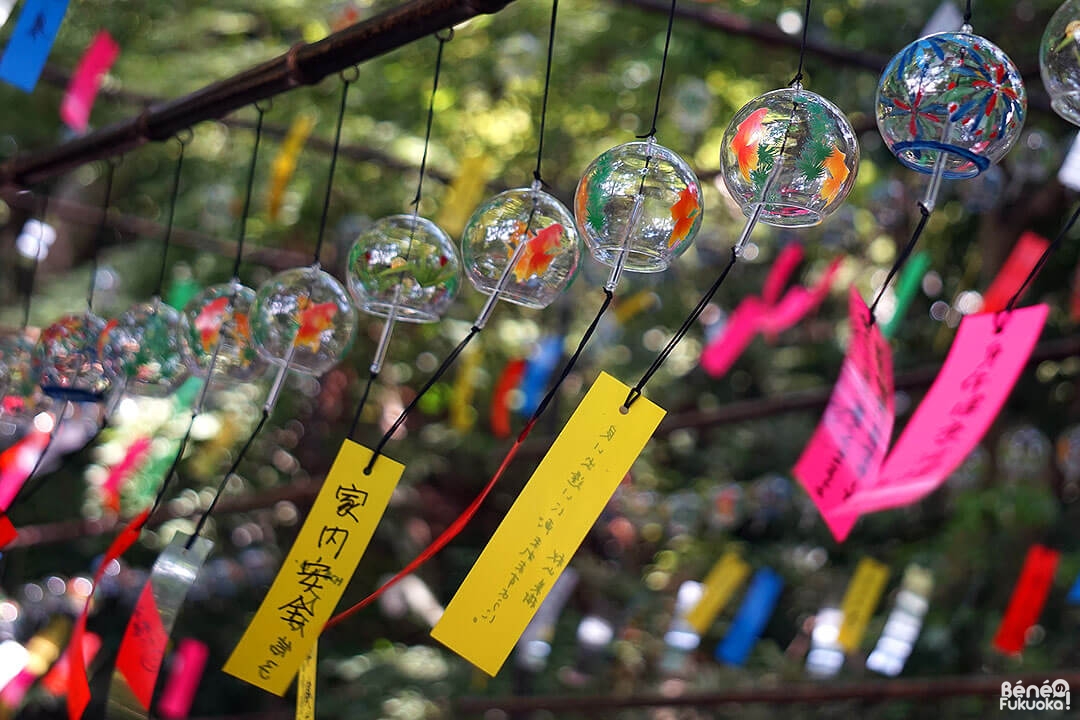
[877,31,1026,179]
[575,141,702,272]
[720,88,859,227]
[346,215,462,323]
[461,188,581,308]
[32,312,119,402]
[252,266,358,376]
[100,299,190,397]
[1041,0,1080,126]
[180,281,267,383]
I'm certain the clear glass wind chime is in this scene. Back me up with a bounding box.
[345,40,463,388]
[876,4,1026,216]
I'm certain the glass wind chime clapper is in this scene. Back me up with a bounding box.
[471,180,547,330]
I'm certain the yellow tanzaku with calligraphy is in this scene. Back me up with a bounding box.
[837,557,890,652]
[224,441,403,695]
[685,551,752,635]
[296,644,316,720]
[432,372,666,675]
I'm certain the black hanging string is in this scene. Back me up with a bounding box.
[153,134,189,299]
[363,326,479,473]
[185,103,270,547]
[348,31,454,447]
[313,70,356,267]
[20,192,49,331]
[1002,203,1080,315]
[963,0,973,26]
[638,0,678,139]
[533,0,559,183]
[790,0,812,86]
[86,160,117,312]
[519,290,613,436]
[232,103,268,280]
[189,410,270,543]
[622,0,815,409]
[624,248,737,408]
[868,202,932,324]
[411,30,451,212]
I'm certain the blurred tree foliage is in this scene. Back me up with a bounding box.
[2,0,1080,718]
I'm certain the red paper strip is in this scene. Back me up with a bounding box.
[114,584,168,709]
[490,359,527,438]
[157,639,209,719]
[67,510,148,720]
[792,287,894,541]
[993,544,1060,655]
[0,514,15,548]
[60,31,119,133]
[980,232,1050,313]
[40,633,100,697]
[0,429,49,511]
[1070,259,1080,323]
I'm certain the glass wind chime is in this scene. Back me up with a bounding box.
[345,41,463,383]
[715,0,859,258]
[33,163,122,408]
[574,0,703,292]
[1041,0,1080,127]
[101,138,193,398]
[876,14,1026,214]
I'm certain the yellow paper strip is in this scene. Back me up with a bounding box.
[268,114,315,221]
[223,441,403,695]
[685,551,751,635]
[431,372,665,676]
[837,557,890,652]
[296,644,316,720]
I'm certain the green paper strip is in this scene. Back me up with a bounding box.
[881,252,931,339]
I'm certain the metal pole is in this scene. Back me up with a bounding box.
[0,0,516,188]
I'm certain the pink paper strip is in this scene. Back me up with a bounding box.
[792,287,894,541]
[760,257,842,338]
[60,31,119,133]
[700,298,765,377]
[834,304,1048,521]
[762,243,804,306]
[156,639,209,719]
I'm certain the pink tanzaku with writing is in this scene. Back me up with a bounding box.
[792,287,894,541]
[834,304,1048,524]
[795,299,1048,542]
[60,31,119,133]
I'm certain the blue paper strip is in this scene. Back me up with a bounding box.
[0,0,71,92]
[1067,572,1080,605]
[715,568,783,666]
[519,336,562,416]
